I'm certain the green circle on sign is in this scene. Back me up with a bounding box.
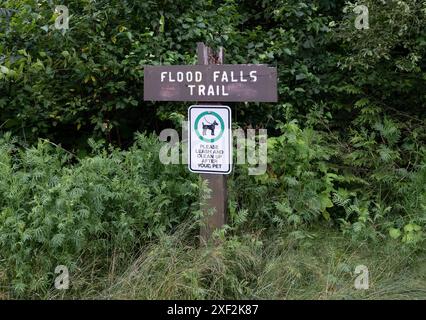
[194,111,225,143]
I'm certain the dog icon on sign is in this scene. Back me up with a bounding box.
[202,118,219,136]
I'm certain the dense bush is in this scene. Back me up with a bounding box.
[0,125,424,297]
[0,133,200,296]
[229,117,425,243]
[1,0,341,145]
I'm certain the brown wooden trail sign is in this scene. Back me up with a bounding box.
[144,65,277,102]
[143,42,278,243]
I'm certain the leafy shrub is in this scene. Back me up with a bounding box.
[229,118,425,244]
[0,0,334,146]
[0,132,200,297]
[230,120,337,229]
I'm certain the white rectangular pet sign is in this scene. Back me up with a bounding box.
[188,105,232,174]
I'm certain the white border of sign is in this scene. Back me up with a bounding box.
[188,105,232,175]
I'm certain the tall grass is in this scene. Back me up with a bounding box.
[48,223,425,300]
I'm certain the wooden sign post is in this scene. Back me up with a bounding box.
[197,43,228,243]
[144,42,277,243]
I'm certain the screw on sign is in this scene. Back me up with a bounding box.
[144,42,278,242]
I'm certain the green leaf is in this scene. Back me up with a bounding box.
[159,14,165,33]
[389,228,401,239]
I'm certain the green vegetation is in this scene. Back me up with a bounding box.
[0,133,199,297]
[0,132,424,299]
[86,226,426,300]
[0,0,425,299]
